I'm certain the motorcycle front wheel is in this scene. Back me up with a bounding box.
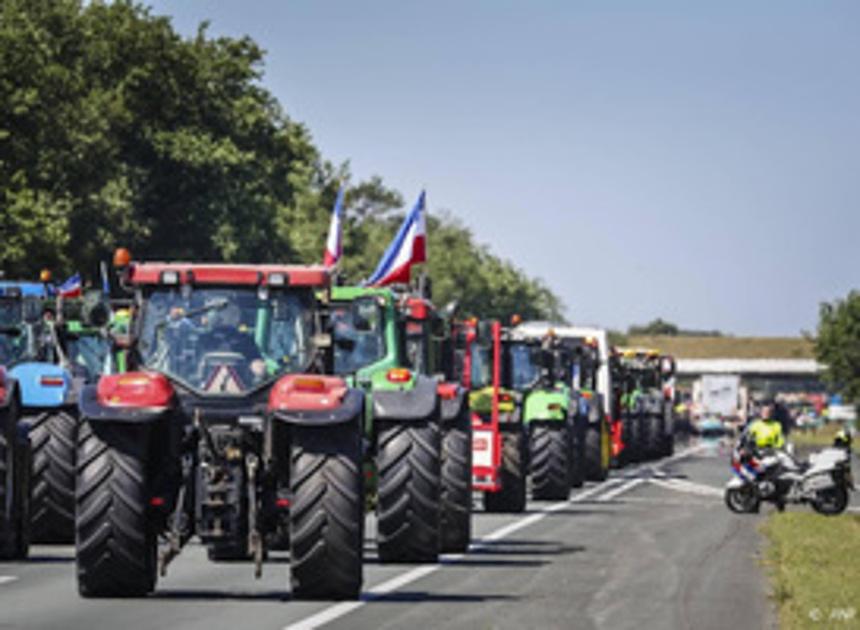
[811,485,849,516]
[725,485,760,514]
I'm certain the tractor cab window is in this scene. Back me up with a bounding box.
[507,342,543,390]
[0,299,43,367]
[403,319,428,374]
[331,298,386,374]
[139,286,316,395]
[66,332,112,380]
[470,342,492,389]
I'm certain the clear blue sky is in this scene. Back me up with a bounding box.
[148,0,860,335]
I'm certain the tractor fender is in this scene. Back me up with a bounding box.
[438,383,467,424]
[79,372,176,423]
[271,388,364,426]
[9,362,73,408]
[372,375,438,422]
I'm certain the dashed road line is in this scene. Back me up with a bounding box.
[649,478,724,498]
[0,576,18,586]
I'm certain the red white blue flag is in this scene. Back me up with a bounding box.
[323,185,345,267]
[58,273,82,298]
[366,191,427,286]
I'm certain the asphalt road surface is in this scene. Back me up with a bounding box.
[0,438,779,630]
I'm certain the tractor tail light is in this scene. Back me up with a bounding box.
[386,368,411,384]
[293,377,327,393]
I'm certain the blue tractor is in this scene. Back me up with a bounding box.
[0,281,112,544]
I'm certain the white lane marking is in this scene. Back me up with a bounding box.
[284,443,706,630]
[596,479,645,502]
[649,478,723,498]
[0,576,18,586]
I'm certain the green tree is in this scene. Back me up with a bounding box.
[0,0,565,323]
[815,291,860,407]
[628,318,680,336]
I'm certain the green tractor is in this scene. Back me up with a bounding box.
[611,348,675,463]
[330,286,472,558]
[509,329,579,501]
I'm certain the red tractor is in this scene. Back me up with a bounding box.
[74,255,366,600]
[457,319,528,513]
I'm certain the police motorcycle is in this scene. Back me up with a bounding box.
[725,430,854,515]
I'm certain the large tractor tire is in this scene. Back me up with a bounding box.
[439,410,472,554]
[584,425,609,482]
[290,423,364,600]
[624,415,642,465]
[569,422,586,489]
[662,429,675,458]
[645,415,664,461]
[76,421,157,597]
[529,424,571,501]
[0,413,30,560]
[376,421,441,563]
[483,428,527,513]
[27,410,77,543]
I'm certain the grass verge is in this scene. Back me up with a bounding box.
[762,512,860,629]
[791,423,850,448]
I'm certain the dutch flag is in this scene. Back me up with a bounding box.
[366,191,427,287]
[323,185,345,268]
[58,273,82,298]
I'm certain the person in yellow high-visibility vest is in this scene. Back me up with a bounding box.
[746,400,784,450]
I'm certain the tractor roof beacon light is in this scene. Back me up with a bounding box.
[511,314,522,326]
[113,248,132,269]
[40,269,52,283]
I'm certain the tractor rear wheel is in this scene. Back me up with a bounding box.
[529,424,571,501]
[290,423,363,600]
[0,408,29,560]
[376,421,441,563]
[289,423,364,599]
[440,409,472,554]
[624,415,642,464]
[584,425,609,481]
[646,415,663,461]
[483,428,527,513]
[76,421,157,597]
[663,429,675,457]
[569,422,585,488]
[28,410,77,543]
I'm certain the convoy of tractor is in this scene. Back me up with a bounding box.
[0,213,680,602]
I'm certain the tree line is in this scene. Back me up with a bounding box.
[0,0,564,322]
